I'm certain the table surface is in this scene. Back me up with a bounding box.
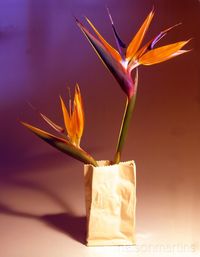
[0,0,199,256]
[0,158,199,257]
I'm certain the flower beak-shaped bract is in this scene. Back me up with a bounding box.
[76,9,190,98]
[60,84,84,147]
[21,85,97,166]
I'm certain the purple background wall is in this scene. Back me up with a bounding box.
[0,0,199,256]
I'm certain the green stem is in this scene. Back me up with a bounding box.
[113,95,136,163]
[113,69,138,164]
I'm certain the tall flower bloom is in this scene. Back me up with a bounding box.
[76,9,190,163]
[76,10,190,98]
[21,85,97,166]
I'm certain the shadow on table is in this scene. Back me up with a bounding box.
[42,213,86,244]
[0,203,86,245]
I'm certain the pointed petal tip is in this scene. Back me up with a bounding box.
[163,22,182,34]
[150,7,155,16]
[186,38,193,43]
[84,16,90,22]
[21,121,38,132]
[126,9,155,60]
[75,17,85,30]
[21,121,33,133]
[59,95,63,102]
[39,112,65,133]
[180,38,192,48]
[83,16,122,62]
[20,121,46,135]
[20,120,26,126]
[139,39,191,66]
[74,16,80,23]
[106,6,126,52]
[75,83,80,92]
[106,6,114,25]
[172,49,192,57]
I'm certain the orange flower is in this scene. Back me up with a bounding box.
[76,9,190,98]
[60,84,84,147]
[21,84,96,165]
[22,84,84,148]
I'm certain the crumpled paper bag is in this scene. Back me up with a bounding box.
[84,160,136,246]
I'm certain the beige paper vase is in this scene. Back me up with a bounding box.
[84,160,136,246]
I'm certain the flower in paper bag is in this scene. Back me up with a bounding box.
[21,8,191,166]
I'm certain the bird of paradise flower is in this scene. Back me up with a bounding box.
[76,8,190,163]
[21,84,97,166]
[21,9,190,166]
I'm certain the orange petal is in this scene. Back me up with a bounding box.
[70,106,78,145]
[60,96,74,139]
[133,23,182,63]
[74,84,84,138]
[85,17,122,62]
[70,85,84,146]
[126,10,154,61]
[128,23,182,70]
[139,40,190,65]
[75,84,84,115]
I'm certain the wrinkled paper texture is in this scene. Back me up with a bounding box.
[84,160,136,246]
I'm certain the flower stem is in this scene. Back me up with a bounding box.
[113,68,138,164]
[113,95,136,163]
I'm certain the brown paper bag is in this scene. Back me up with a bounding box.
[84,160,136,246]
